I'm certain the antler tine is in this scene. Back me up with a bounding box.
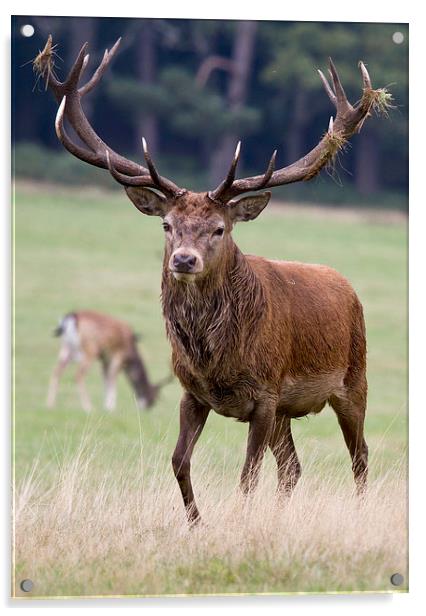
[328,58,351,111]
[318,69,337,105]
[79,38,122,97]
[55,96,98,163]
[224,140,241,187]
[209,144,276,202]
[209,141,241,201]
[260,149,277,186]
[106,150,148,187]
[64,42,89,89]
[250,150,277,190]
[359,61,372,90]
[106,146,184,197]
[327,68,336,93]
[81,54,90,75]
[142,137,162,186]
[141,137,185,197]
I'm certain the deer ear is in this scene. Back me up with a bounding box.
[228,192,271,223]
[125,187,170,217]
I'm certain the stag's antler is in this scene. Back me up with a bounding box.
[209,59,393,203]
[33,36,184,198]
[35,38,391,203]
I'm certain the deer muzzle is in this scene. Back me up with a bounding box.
[169,249,203,281]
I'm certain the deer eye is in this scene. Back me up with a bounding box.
[213,227,224,237]
[162,222,171,232]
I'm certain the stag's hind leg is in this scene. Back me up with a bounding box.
[329,376,368,495]
[269,415,301,496]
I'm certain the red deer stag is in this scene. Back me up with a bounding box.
[34,36,391,523]
[47,310,171,412]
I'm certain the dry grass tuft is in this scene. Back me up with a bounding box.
[13,433,407,598]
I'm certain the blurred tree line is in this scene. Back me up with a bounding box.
[12,17,408,208]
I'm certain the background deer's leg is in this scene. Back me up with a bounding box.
[75,355,94,413]
[269,414,301,496]
[103,355,122,412]
[46,347,71,408]
[240,397,276,494]
[329,380,368,495]
[100,354,110,397]
[172,392,210,524]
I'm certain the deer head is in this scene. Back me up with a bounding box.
[34,36,391,283]
[122,175,271,283]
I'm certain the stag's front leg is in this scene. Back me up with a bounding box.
[172,392,210,525]
[240,397,276,494]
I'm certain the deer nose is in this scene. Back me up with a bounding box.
[172,253,197,272]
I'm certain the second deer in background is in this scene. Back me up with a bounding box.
[47,310,172,412]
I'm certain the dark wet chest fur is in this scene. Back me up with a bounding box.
[161,247,267,415]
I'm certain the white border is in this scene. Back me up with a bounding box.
[3,1,424,614]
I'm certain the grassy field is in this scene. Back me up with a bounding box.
[12,181,408,598]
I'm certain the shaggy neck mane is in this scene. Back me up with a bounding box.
[161,240,266,372]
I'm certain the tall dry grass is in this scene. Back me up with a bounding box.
[13,431,407,598]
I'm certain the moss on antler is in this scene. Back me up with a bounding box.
[364,87,395,117]
[32,35,58,89]
[354,86,395,132]
[304,130,347,181]
[304,85,394,182]
[324,130,347,157]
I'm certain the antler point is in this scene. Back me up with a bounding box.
[111,38,122,54]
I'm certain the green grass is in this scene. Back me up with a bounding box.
[13,181,408,597]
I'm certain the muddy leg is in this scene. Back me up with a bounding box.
[269,415,301,496]
[240,397,276,494]
[172,392,210,525]
[330,391,368,495]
